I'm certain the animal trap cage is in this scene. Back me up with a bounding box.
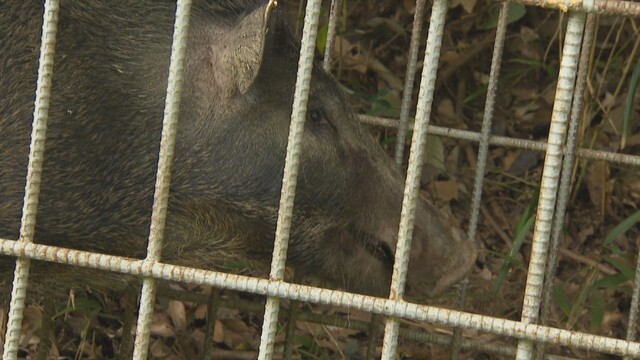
[1,0,640,359]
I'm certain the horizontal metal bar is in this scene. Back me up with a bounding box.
[156,287,580,359]
[359,115,640,167]
[496,0,640,17]
[1,238,640,358]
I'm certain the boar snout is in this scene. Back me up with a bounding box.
[363,197,477,298]
[406,202,478,297]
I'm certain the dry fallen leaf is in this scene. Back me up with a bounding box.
[502,150,521,172]
[514,102,539,119]
[218,318,256,350]
[151,312,176,338]
[437,98,456,119]
[150,338,172,358]
[479,266,493,281]
[440,50,462,64]
[520,26,540,43]
[213,320,225,343]
[20,305,42,348]
[167,300,187,333]
[194,303,208,321]
[460,0,477,13]
[432,180,460,202]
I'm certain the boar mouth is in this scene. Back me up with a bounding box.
[359,233,419,296]
[361,233,395,271]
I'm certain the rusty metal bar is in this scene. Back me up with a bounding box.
[394,0,427,165]
[2,1,60,358]
[380,0,449,356]
[131,0,193,358]
[322,0,341,72]
[515,11,586,359]
[451,2,511,359]
[358,115,640,167]
[497,0,640,17]
[536,12,596,360]
[2,239,640,358]
[258,0,322,359]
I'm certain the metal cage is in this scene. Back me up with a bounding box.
[2,0,640,359]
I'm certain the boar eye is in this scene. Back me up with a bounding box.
[376,242,395,266]
[306,108,334,130]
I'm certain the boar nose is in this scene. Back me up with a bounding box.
[407,205,478,297]
[373,199,477,297]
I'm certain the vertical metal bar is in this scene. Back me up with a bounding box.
[283,298,301,360]
[118,285,138,360]
[626,239,640,360]
[536,13,596,360]
[257,0,322,359]
[365,314,383,359]
[450,3,510,359]
[380,0,449,357]
[394,0,428,166]
[515,11,586,359]
[36,296,55,360]
[2,1,60,359]
[322,0,341,73]
[202,287,221,360]
[131,1,193,358]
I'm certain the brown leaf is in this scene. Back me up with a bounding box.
[437,98,455,119]
[150,339,171,357]
[220,318,250,333]
[151,312,176,338]
[432,180,460,202]
[213,320,225,343]
[459,0,477,13]
[479,267,493,281]
[194,303,208,321]
[519,26,540,43]
[167,300,187,332]
[440,50,462,64]
[502,150,521,172]
[20,305,42,347]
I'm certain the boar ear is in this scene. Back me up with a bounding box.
[218,0,277,97]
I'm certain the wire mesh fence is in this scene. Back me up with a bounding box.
[1,0,640,359]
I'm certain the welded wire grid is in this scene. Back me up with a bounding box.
[393,0,428,166]
[2,0,640,359]
[2,1,59,359]
[535,13,596,360]
[515,11,587,359]
[131,0,193,359]
[451,3,511,359]
[258,0,322,359]
[322,0,341,72]
[381,0,449,357]
[4,240,640,357]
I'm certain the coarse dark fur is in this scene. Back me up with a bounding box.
[0,0,476,299]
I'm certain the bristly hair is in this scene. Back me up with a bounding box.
[196,0,277,16]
